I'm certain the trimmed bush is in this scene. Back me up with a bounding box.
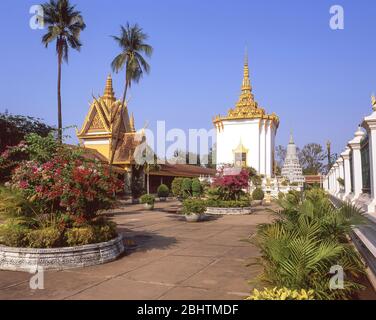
[157,184,169,198]
[252,188,265,201]
[26,227,63,248]
[205,199,251,208]
[181,178,192,198]
[140,194,155,205]
[182,199,207,215]
[191,178,203,197]
[171,177,183,197]
[0,222,29,247]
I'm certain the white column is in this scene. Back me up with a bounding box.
[337,158,345,198]
[362,101,376,214]
[333,163,339,195]
[341,147,352,199]
[348,127,366,201]
[265,121,272,177]
[259,120,266,175]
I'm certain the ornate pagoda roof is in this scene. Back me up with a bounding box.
[213,52,279,126]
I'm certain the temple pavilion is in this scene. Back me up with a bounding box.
[77,75,215,193]
[213,53,279,177]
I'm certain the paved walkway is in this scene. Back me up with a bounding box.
[0,201,275,300]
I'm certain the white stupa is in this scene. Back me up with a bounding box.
[281,133,305,184]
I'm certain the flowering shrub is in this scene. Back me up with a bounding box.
[11,153,123,220]
[212,167,249,200]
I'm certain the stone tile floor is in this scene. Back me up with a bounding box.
[0,201,276,300]
[0,201,374,300]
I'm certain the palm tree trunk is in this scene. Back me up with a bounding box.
[147,171,150,194]
[109,75,128,173]
[57,50,63,143]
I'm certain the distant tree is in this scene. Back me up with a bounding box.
[0,112,53,152]
[275,145,287,169]
[202,146,217,169]
[41,0,86,142]
[298,143,326,175]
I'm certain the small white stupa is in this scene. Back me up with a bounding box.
[281,133,305,184]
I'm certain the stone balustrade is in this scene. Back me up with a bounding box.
[324,98,376,217]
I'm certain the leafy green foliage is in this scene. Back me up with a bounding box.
[252,188,265,201]
[140,194,155,205]
[157,184,169,198]
[247,287,315,300]
[191,178,203,197]
[0,112,53,153]
[171,177,183,197]
[181,178,192,198]
[205,199,251,208]
[253,188,366,300]
[182,199,207,215]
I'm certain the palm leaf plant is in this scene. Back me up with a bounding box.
[109,23,153,171]
[41,0,86,143]
[253,188,367,300]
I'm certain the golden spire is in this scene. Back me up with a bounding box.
[103,74,115,102]
[242,47,252,93]
[372,93,376,111]
[130,112,136,132]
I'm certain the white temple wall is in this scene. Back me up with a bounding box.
[216,118,275,174]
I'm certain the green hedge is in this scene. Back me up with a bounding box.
[205,199,251,208]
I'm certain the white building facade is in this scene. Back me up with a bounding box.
[214,54,279,177]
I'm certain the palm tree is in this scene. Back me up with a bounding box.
[109,23,153,169]
[41,0,86,142]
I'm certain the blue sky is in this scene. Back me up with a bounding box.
[1,0,376,156]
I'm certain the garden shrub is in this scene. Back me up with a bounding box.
[191,178,203,197]
[140,194,155,205]
[212,167,249,200]
[252,188,264,201]
[171,177,183,197]
[0,223,29,247]
[65,227,96,247]
[254,189,366,300]
[182,199,207,215]
[247,288,315,300]
[205,199,251,208]
[0,136,123,248]
[181,178,192,198]
[157,184,169,198]
[26,227,63,248]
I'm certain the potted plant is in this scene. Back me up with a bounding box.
[157,184,169,201]
[182,199,207,222]
[140,194,155,210]
[131,171,144,204]
[252,188,265,206]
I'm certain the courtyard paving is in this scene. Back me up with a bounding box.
[0,201,276,300]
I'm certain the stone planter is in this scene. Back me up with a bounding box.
[185,214,200,222]
[159,197,167,202]
[144,203,154,210]
[132,198,140,204]
[0,235,124,272]
[251,200,263,206]
[206,207,252,215]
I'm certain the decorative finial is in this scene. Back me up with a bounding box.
[103,74,115,101]
[289,131,294,144]
[372,93,376,111]
[130,112,136,132]
[241,49,251,93]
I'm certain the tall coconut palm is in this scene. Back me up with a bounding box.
[109,23,153,169]
[41,0,86,143]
